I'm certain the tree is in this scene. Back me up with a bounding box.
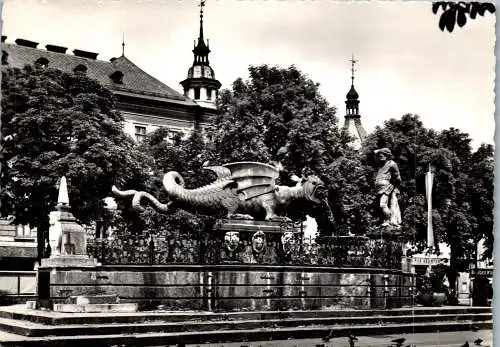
[0,65,150,261]
[363,114,494,297]
[432,2,495,33]
[320,149,375,236]
[467,143,494,260]
[212,65,360,232]
[213,65,350,175]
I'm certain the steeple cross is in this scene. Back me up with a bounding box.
[199,0,206,15]
[349,54,358,85]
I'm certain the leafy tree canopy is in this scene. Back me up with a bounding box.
[212,65,351,175]
[0,65,150,242]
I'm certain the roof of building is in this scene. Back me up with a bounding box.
[2,39,198,107]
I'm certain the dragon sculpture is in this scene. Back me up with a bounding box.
[112,162,326,221]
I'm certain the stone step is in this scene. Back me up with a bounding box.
[0,320,493,347]
[0,305,491,326]
[0,312,492,337]
[53,303,138,313]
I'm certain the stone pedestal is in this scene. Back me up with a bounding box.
[365,227,405,270]
[47,209,90,257]
[37,177,101,308]
[41,206,98,268]
[365,227,408,308]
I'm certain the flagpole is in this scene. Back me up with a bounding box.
[425,164,434,249]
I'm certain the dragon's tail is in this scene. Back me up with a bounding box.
[111,186,172,213]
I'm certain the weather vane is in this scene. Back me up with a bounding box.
[349,54,358,85]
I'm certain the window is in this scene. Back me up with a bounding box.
[73,64,88,74]
[194,87,200,100]
[109,70,124,84]
[35,57,49,68]
[206,88,212,100]
[135,126,147,142]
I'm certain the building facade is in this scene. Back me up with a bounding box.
[1,2,220,143]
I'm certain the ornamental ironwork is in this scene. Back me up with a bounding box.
[87,228,403,269]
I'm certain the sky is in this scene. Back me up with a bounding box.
[1,0,496,149]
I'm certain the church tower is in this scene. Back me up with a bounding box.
[180,0,221,109]
[343,55,367,150]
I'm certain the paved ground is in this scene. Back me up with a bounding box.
[0,329,492,346]
[0,330,492,347]
[183,330,492,347]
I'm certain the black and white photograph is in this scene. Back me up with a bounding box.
[0,0,495,346]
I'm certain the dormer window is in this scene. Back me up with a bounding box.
[35,57,49,68]
[73,64,87,74]
[1,51,8,65]
[109,70,124,84]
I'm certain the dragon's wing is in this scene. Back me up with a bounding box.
[222,162,279,201]
[203,165,232,179]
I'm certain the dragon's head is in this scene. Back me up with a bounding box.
[300,175,326,203]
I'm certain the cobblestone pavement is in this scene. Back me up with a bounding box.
[184,330,492,347]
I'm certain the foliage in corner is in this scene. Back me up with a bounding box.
[432,2,495,32]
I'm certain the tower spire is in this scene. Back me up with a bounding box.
[121,33,125,57]
[180,0,221,110]
[191,0,210,64]
[343,54,366,150]
[199,0,206,44]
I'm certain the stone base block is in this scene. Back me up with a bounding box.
[25,301,37,310]
[39,265,415,311]
[53,303,138,313]
[41,255,98,267]
[69,294,120,305]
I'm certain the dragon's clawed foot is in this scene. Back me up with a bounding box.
[227,213,255,220]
